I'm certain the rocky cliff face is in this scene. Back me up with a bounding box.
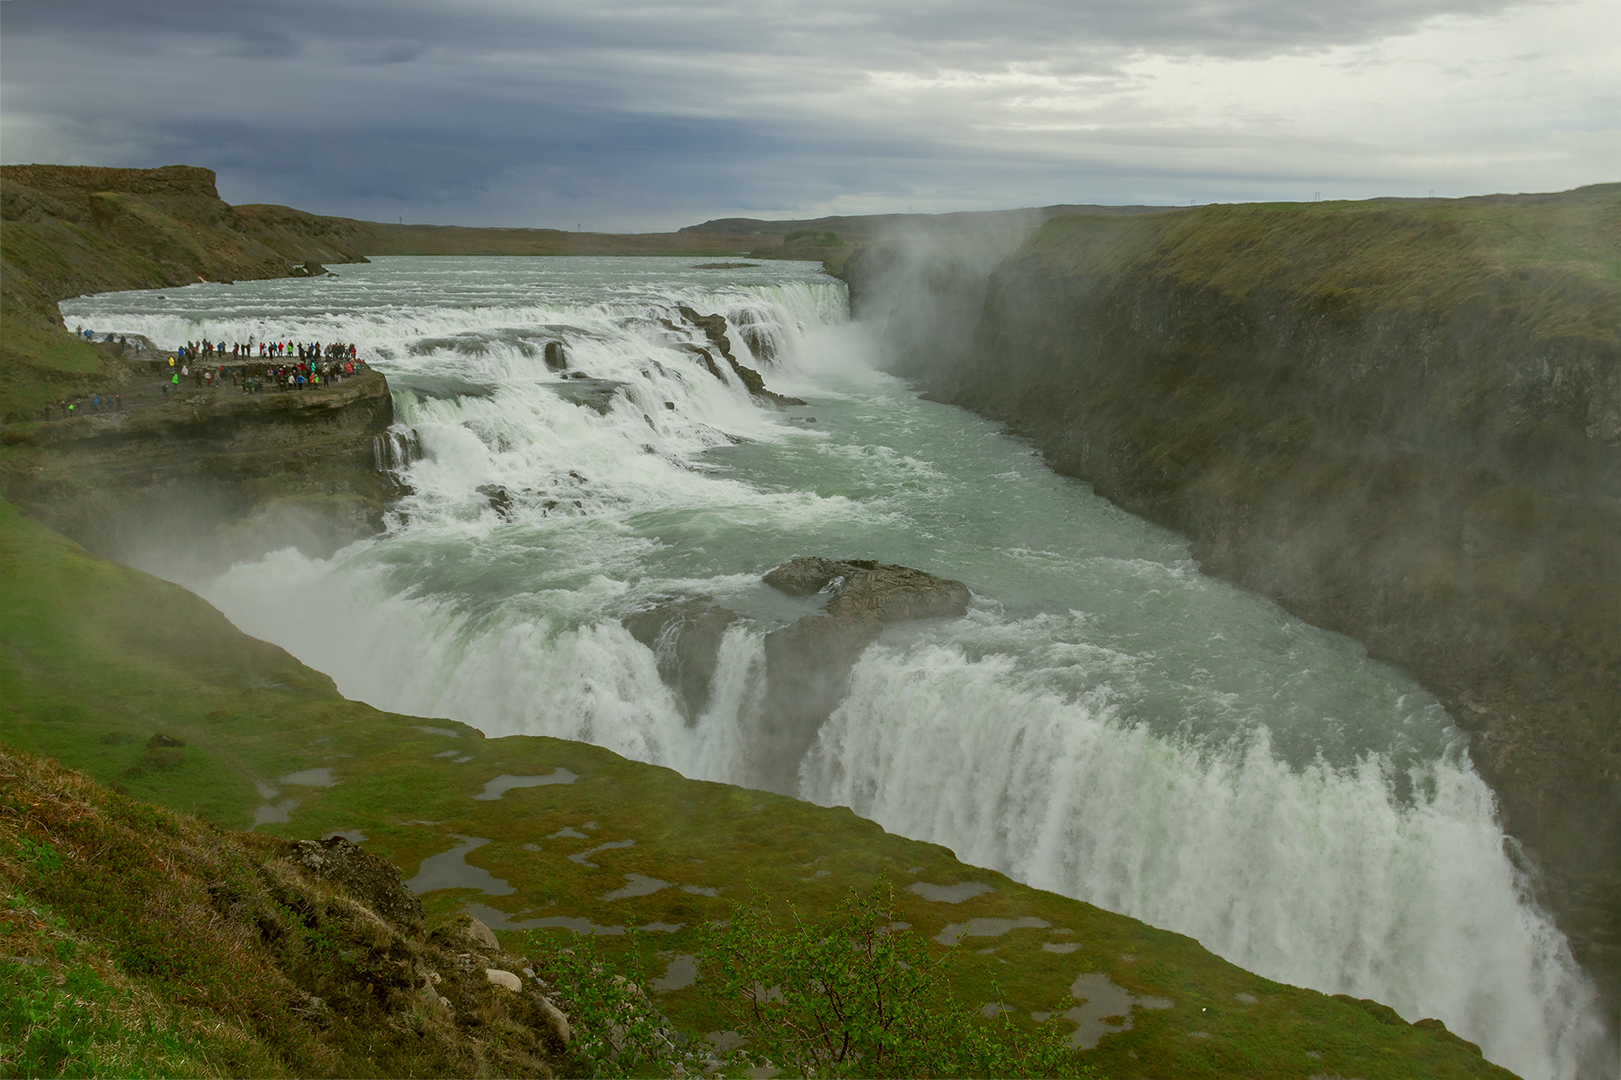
[846,186,1621,1007]
[1,371,397,571]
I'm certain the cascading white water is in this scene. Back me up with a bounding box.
[804,641,1599,1077]
[64,256,1604,1079]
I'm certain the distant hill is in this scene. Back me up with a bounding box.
[680,203,1174,242]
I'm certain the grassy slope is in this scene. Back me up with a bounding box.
[2,168,284,420]
[1,747,572,1078]
[0,498,1509,1079]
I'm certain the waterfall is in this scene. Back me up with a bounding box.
[66,256,1604,1080]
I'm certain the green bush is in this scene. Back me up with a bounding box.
[696,883,1088,1078]
[528,885,1089,1078]
[532,931,690,1078]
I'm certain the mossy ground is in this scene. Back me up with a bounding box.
[0,497,1513,1078]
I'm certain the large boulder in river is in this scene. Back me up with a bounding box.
[758,559,970,791]
[764,557,972,622]
[624,599,745,720]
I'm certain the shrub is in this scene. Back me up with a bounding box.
[697,883,1089,1079]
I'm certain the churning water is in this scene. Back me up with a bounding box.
[65,256,1603,1078]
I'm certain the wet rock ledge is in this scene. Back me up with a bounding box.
[759,558,971,789]
[626,558,971,793]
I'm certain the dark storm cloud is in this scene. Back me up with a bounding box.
[2,0,1610,228]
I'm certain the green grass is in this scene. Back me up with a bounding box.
[0,497,1516,1078]
[1024,193,1621,345]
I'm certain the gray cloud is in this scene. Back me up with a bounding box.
[2,0,1612,229]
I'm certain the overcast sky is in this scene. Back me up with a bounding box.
[2,0,1617,230]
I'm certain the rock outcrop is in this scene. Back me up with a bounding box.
[757,558,971,791]
[0,369,397,568]
[620,559,970,791]
[675,304,806,406]
[287,835,425,933]
[1,165,396,565]
[624,599,746,721]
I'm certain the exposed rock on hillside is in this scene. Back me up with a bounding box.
[287,835,425,933]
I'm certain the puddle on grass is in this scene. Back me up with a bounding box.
[463,901,683,935]
[1043,942,1081,954]
[569,839,635,867]
[652,954,698,992]
[907,881,993,903]
[1236,992,1258,1004]
[433,749,458,758]
[473,769,578,800]
[1032,972,1175,1049]
[935,916,1049,946]
[416,725,460,738]
[602,874,671,901]
[253,798,299,827]
[325,829,367,843]
[548,826,589,839]
[681,884,721,897]
[280,767,336,787]
[406,835,514,896]
[980,1002,1014,1017]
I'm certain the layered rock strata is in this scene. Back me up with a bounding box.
[1,370,397,568]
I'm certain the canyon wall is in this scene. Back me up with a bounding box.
[846,186,1621,1004]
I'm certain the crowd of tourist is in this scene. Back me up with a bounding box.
[160,339,369,397]
[22,337,372,423]
[176,339,359,363]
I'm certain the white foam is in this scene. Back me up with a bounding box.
[800,643,1600,1080]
